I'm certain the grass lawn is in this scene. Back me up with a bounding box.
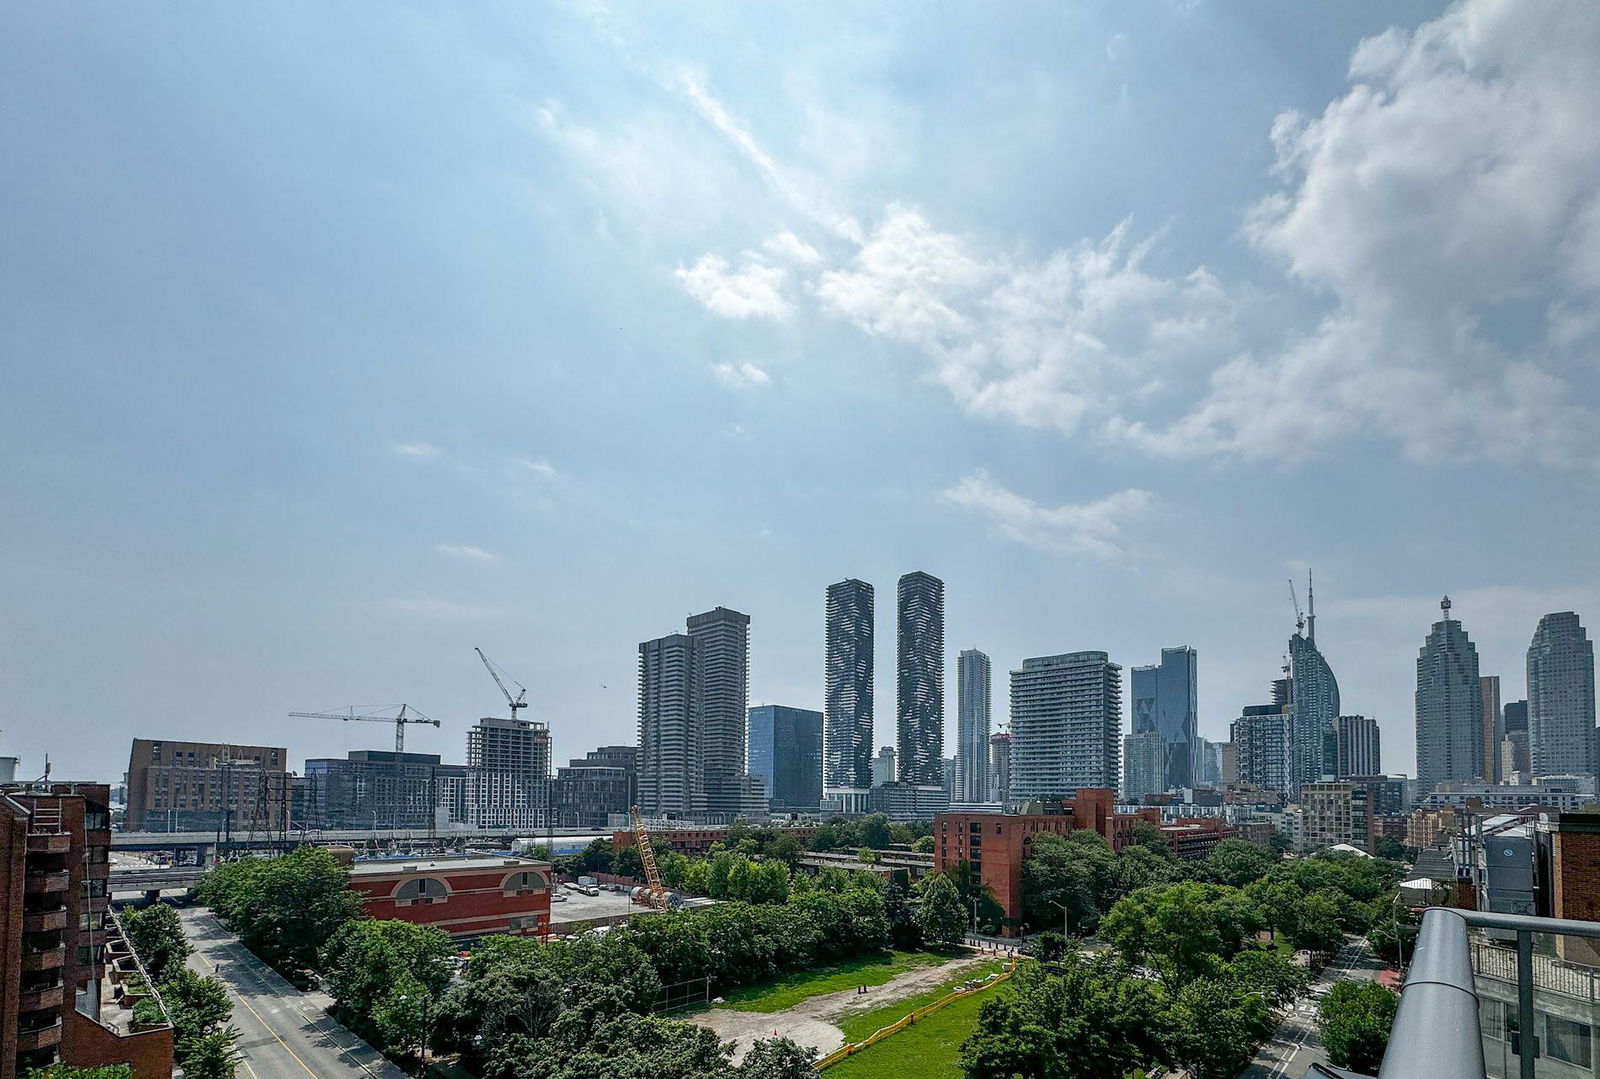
[717,950,958,1013]
[824,988,992,1079]
[837,959,1007,1044]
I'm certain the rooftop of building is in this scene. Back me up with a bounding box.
[349,853,551,876]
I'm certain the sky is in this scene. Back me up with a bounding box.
[4,1,1600,786]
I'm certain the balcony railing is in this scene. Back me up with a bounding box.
[1376,909,1600,1079]
[1470,938,1600,1003]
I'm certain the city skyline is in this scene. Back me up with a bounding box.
[7,3,1600,785]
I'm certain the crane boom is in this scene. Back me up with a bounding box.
[1288,579,1305,634]
[475,647,528,718]
[630,806,669,909]
[289,705,440,754]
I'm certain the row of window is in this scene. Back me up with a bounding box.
[1482,999,1592,1069]
[392,871,548,906]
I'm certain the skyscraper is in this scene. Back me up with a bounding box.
[955,649,992,802]
[824,579,875,811]
[1289,577,1339,791]
[1415,596,1484,790]
[637,633,695,818]
[988,730,1011,806]
[466,716,552,829]
[1009,651,1121,798]
[896,571,945,787]
[747,705,823,810]
[872,746,896,787]
[1527,612,1597,779]
[1334,715,1381,778]
[1232,700,1292,797]
[1502,699,1531,776]
[687,606,762,819]
[1131,646,1198,791]
[1122,730,1164,802]
[1480,675,1502,784]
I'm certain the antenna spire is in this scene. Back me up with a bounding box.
[1307,569,1316,644]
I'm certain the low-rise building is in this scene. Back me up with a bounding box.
[347,855,552,941]
[554,746,637,830]
[3,782,173,1079]
[124,739,289,833]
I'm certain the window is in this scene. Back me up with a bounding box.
[395,877,448,905]
[503,870,548,895]
[1546,1016,1592,1068]
[1480,999,1503,1040]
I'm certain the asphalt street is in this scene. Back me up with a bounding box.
[1239,937,1385,1079]
[179,908,411,1079]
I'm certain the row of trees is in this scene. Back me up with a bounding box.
[196,847,365,979]
[960,845,1409,1078]
[120,904,242,1079]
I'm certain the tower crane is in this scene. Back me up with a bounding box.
[1288,578,1305,635]
[288,704,440,754]
[475,647,527,721]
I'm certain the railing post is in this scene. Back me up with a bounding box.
[1516,930,1535,1079]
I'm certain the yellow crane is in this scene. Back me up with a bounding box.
[630,806,671,910]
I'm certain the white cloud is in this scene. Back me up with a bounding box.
[762,230,822,265]
[435,544,499,563]
[710,362,771,390]
[1115,0,1600,468]
[675,254,792,319]
[941,471,1154,564]
[390,442,440,459]
[518,458,558,477]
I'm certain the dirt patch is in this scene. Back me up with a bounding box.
[690,954,991,1063]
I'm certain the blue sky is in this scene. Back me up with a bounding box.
[4,1,1599,785]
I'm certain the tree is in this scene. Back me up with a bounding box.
[960,957,1168,1079]
[1373,836,1416,863]
[1222,948,1310,1007]
[197,847,364,977]
[910,835,935,854]
[161,967,234,1053]
[1028,930,1069,963]
[883,875,922,950]
[178,1031,244,1079]
[946,859,1005,932]
[1100,882,1263,988]
[322,920,453,1050]
[122,904,191,983]
[918,873,967,947]
[1168,978,1271,1079]
[1021,831,1115,934]
[486,1013,734,1079]
[738,1037,818,1079]
[859,814,892,851]
[1317,981,1398,1074]
[1287,889,1347,956]
[1195,839,1279,889]
[26,1066,132,1079]
[1127,817,1172,855]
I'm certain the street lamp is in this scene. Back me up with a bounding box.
[1048,900,1070,939]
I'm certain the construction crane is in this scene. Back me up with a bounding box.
[1288,578,1305,635]
[474,647,527,721]
[289,704,440,754]
[629,806,671,910]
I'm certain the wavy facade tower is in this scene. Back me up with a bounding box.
[824,579,875,811]
[896,571,946,787]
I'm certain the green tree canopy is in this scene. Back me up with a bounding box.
[1168,978,1272,1079]
[1194,838,1280,889]
[196,847,364,977]
[1100,882,1263,988]
[917,872,968,947]
[322,919,454,1050]
[1317,981,1398,1074]
[122,904,191,983]
[960,957,1168,1079]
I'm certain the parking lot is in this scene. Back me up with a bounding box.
[549,884,642,928]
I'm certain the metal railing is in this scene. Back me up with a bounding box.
[1379,908,1600,1079]
[1471,938,1600,1002]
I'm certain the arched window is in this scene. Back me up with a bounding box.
[502,870,548,896]
[394,877,448,905]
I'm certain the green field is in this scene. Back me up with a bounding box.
[837,960,1006,1043]
[716,950,957,1013]
[824,989,993,1079]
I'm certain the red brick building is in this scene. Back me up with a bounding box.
[935,789,1237,930]
[348,855,553,940]
[1536,812,1600,965]
[3,782,173,1079]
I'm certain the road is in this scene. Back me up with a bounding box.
[1238,938,1385,1079]
[179,908,411,1079]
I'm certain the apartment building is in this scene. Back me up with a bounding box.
[124,739,289,833]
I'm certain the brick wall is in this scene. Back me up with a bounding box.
[352,863,552,939]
